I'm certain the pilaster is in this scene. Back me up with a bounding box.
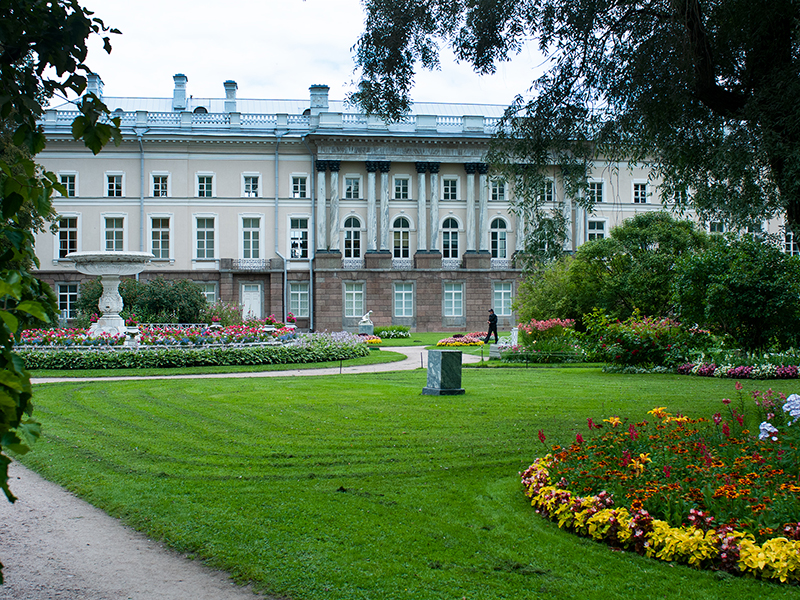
[316,160,328,251]
[328,161,341,252]
[478,163,489,252]
[429,162,440,250]
[379,161,391,251]
[415,162,428,251]
[366,161,378,251]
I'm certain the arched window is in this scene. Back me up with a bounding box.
[491,218,508,259]
[442,217,459,259]
[393,216,410,258]
[344,216,361,258]
[193,106,208,114]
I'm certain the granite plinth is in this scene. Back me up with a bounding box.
[422,349,465,395]
[359,323,374,335]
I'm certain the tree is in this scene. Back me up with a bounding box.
[351,0,800,235]
[672,235,800,350]
[0,0,121,582]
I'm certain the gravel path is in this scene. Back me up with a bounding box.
[2,347,483,598]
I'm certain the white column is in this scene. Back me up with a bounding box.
[478,164,489,251]
[328,161,340,252]
[416,162,427,251]
[515,212,526,252]
[563,191,573,251]
[379,162,391,251]
[316,161,327,250]
[366,162,378,251]
[429,163,440,250]
[465,163,477,252]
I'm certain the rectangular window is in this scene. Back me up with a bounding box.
[393,282,414,317]
[106,174,123,197]
[442,230,458,259]
[198,175,214,198]
[292,176,307,198]
[290,217,309,259]
[244,176,259,198]
[543,180,554,203]
[785,232,799,256]
[588,221,605,240]
[152,175,169,197]
[633,183,648,204]
[242,217,260,259]
[393,228,409,258]
[151,217,170,259]
[290,282,309,317]
[58,217,78,258]
[59,174,76,197]
[104,217,124,251]
[394,177,409,200]
[344,282,364,318]
[443,177,458,201]
[588,181,603,204]
[493,282,513,316]
[709,222,725,234]
[491,180,505,201]
[345,177,360,199]
[491,228,507,259]
[198,283,217,303]
[57,283,78,320]
[443,282,463,317]
[196,217,215,259]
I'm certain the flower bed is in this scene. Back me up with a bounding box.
[678,362,800,380]
[436,333,485,347]
[520,392,800,583]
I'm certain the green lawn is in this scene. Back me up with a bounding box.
[17,369,798,600]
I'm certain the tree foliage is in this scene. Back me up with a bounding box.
[672,235,800,350]
[0,1,121,581]
[352,0,800,235]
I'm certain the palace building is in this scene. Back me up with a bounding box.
[33,74,795,331]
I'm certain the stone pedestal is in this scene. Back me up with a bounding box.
[414,251,442,269]
[359,322,374,335]
[422,349,465,395]
[314,251,342,269]
[365,250,392,269]
[463,251,491,270]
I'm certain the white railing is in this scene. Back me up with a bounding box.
[442,258,461,270]
[491,258,512,270]
[392,258,413,270]
[233,259,269,271]
[342,258,365,270]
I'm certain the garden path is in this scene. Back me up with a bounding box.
[2,346,482,599]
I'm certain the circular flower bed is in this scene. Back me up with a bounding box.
[521,391,800,583]
[436,332,485,347]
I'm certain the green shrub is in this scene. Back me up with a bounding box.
[201,301,244,326]
[373,326,410,339]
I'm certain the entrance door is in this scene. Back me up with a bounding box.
[241,283,262,320]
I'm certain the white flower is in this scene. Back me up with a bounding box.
[758,421,779,441]
[783,393,800,420]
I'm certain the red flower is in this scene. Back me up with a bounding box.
[576,433,584,444]
[663,465,672,478]
[722,422,731,438]
[538,429,546,444]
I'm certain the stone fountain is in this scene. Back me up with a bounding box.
[67,251,154,337]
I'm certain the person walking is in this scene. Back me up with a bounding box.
[484,308,498,344]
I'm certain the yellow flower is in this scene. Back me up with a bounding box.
[647,407,670,419]
[603,416,621,427]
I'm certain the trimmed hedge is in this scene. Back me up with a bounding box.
[21,343,370,371]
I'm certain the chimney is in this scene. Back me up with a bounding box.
[173,73,188,111]
[309,84,329,116]
[86,73,104,100]
[224,80,238,113]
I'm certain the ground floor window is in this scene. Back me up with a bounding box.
[290,282,310,317]
[493,281,513,316]
[197,282,217,303]
[57,283,78,320]
[344,282,364,318]
[393,282,414,317]
[443,282,463,317]
[588,221,605,240]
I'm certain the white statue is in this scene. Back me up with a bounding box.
[359,310,373,325]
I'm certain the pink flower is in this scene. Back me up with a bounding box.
[663,465,671,478]
[735,381,743,391]
[722,422,731,438]
[576,433,584,444]
[722,398,731,405]
[713,412,722,425]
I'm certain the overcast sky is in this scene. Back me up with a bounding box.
[79,0,544,108]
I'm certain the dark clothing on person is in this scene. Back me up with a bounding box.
[484,311,498,344]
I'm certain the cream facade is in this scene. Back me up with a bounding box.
[34,74,796,331]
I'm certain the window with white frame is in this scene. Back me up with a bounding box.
[785,231,799,256]
[152,174,169,197]
[242,217,260,259]
[243,175,259,198]
[196,217,215,259]
[588,220,605,240]
[344,216,361,258]
[344,281,364,318]
[491,180,505,201]
[292,176,307,198]
[493,281,513,316]
[588,181,603,204]
[58,216,78,258]
[393,216,410,258]
[290,282,309,317]
[542,180,554,203]
[709,222,725,234]
[106,173,123,197]
[290,217,309,259]
[394,176,410,200]
[58,173,76,197]
[442,217,459,259]
[491,218,508,259]
[443,282,463,317]
[442,177,458,201]
[57,283,78,320]
[104,216,124,251]
[633,182,648,204]
[151,217,170,259]
[393,282,414,317]
[197,282,217,303]
[197,174,214,198]
[345,177,361,199]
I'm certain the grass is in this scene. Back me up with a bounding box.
[15,368,800,599]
